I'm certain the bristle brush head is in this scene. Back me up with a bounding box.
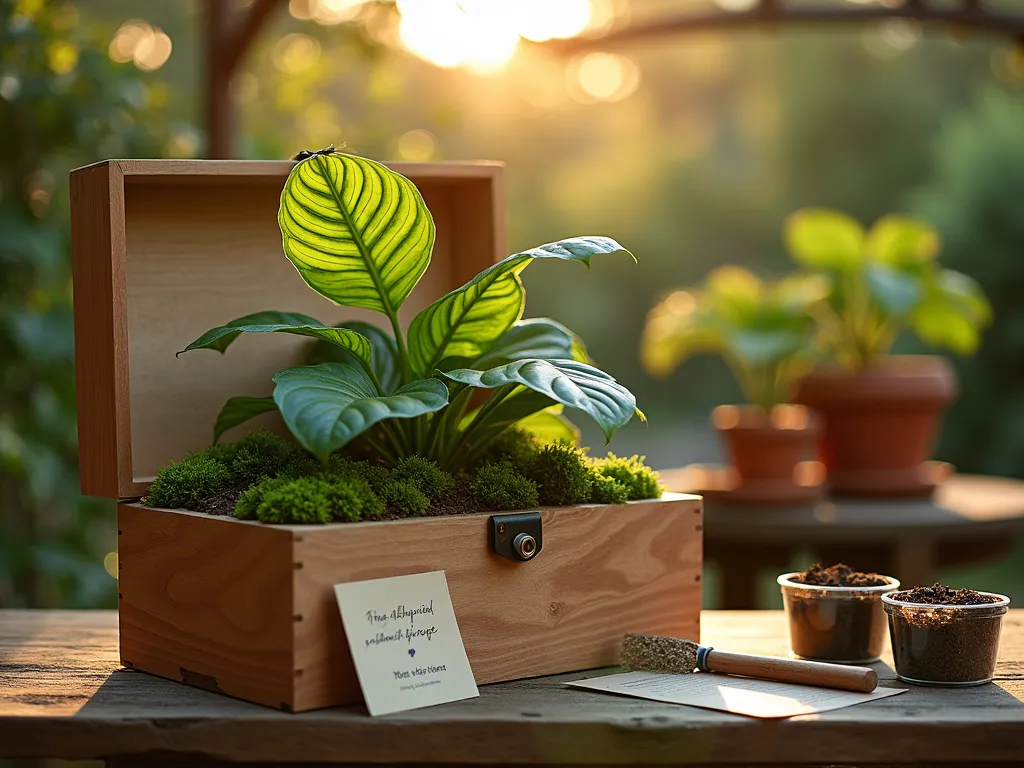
[620,633,699,674]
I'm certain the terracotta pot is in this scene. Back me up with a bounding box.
[712,405,820,499]
[795,355,957,497]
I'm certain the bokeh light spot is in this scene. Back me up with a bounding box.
[398,129,437,161]
[272,33,322,74]
[573,52,640,102]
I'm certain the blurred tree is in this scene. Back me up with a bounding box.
[0,0,177,607]
[911,86,1024,479]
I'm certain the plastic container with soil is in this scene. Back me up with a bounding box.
[882,586,1010,687]
[779,566,899,664]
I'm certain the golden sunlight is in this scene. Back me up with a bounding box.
[396,0,595,73]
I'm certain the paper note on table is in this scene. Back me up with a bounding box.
[567,671,905,719]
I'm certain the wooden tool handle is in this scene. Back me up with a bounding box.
[704,650,877,693]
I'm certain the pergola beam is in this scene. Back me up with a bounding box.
[554,2,1024,52]
[204,0,283,159]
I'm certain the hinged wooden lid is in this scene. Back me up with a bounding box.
[70,159,506,500]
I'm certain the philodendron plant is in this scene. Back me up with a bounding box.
[641,266,824,411]
[784,209,992,369]
[180,148,642,472]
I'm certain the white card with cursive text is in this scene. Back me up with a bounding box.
[334,571,479,716]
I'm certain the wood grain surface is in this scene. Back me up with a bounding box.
[69,160,505,499]
[117,494,702,711]
[2,610,1021,765]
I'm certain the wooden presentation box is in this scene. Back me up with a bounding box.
[70,159,704,712]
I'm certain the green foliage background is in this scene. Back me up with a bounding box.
[2,0,1022,608]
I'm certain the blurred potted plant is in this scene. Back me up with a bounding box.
[642,266,825,503]
[785,209,992,496]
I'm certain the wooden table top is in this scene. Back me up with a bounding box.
[660,473,1024,543]
[2,610,1022,766]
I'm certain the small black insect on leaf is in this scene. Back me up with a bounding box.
[292,144,338,162]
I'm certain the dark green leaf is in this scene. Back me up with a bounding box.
[441,359,637,442]
[472,318,586,369]
[408,237,632,376]
[180,310,371,366]
[213,397,278,443]
[273,363,448,459]
[279,153,434,314]
[307,320,401,394]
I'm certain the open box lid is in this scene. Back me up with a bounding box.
[70,159,505,500]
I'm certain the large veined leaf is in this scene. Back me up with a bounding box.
[441,359,637,442]
[180,310,371,366]
[472,318,587,370]
[307,320,401,394]
[408,237,632,376]
[213,396,278,443]
[279,152,434,314]
[273,362,448,459]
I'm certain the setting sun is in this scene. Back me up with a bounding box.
[396,0,595,72]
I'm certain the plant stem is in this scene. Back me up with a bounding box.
[361,430,399,464]
[441,385,517,471]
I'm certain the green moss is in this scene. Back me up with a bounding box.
[593,454,663,500]
[337,475,386,520]
[230,431,303,485]
[476,428,539,469]
[525,442,593,506]
[203,442,239,466]
[589,473,630,505]
[234,475,288,520]
[470,462,539,511]
[256,476,334,524]
[391,455,454,499]
[380,480,430,516]
[145,453,230,509]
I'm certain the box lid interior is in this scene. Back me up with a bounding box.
[71,159,504,499]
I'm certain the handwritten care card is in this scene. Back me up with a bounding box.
[334,571,479,716]
[569,671,905,719]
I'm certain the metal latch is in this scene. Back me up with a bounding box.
[489,512,543,562]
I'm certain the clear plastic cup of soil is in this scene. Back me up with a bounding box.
[882,590,1010,686]
[778,572,900,663]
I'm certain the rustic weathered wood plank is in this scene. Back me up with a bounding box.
[1,610,1022,764]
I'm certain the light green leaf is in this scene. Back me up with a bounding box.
[784,209,865,270]
[273,363,448,460]
[935,270,992,324]
[472,318,586,370]
[213,397,278,443]
[441,359,637,442]
[279,152,434,314]
[866,215,940,266]
[180,310,371,366]
[909,269,992,355]
[864,264,923,315]
[517,408,580,445]
[910,297,982,355]
[307,320,401,394]
[408,237,632,376]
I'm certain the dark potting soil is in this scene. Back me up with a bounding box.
[886,583,1006,685]
[791,562,889,588]
[189,476,487,521]
[891,583,1003,606]
[784,563,892,662]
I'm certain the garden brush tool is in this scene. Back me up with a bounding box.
[620,633,878,693]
